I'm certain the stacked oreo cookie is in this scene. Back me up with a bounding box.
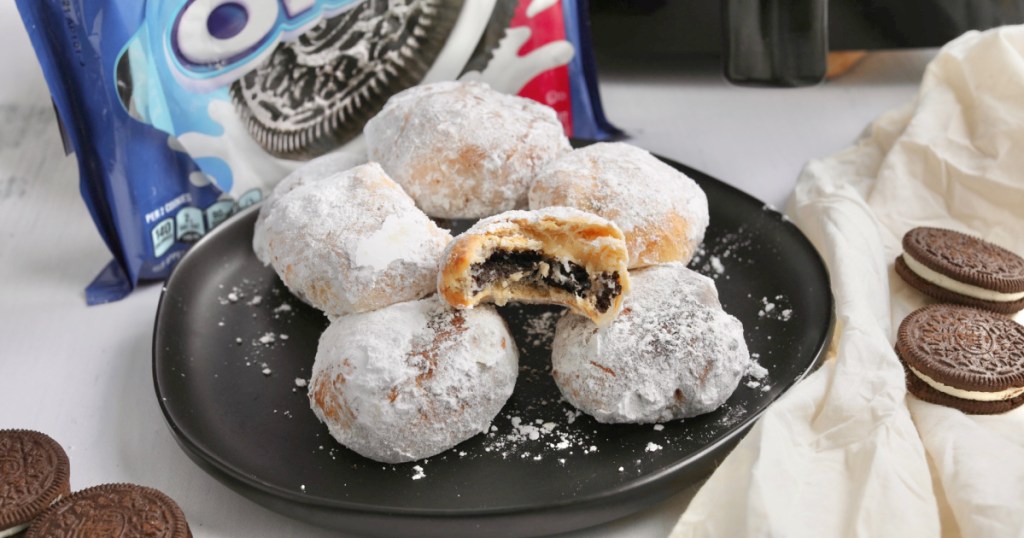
[0,430,69,537]
[894,227,1024,414]
[0,429,191,537]
[896,227,1024,314]
[25,484,191,538]
[896,305,1024,414]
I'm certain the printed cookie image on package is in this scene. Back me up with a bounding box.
[227,1,463,159]
[16,0,619,304]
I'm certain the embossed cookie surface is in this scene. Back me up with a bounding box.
[896,304,1024,414]
[231,0,463,159]
[25,483,191,538]
[895,227,1024,314]
[0,430,71,535]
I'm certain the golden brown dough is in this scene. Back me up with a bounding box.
[363,80,571,219]
[529,142,709,269]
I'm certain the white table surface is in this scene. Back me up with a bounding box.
[0,6,936,537]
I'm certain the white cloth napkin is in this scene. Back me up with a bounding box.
[671,26,1024,538]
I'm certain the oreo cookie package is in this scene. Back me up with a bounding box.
[16,0,619,304]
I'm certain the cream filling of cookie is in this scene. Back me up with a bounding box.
[0,523,29,538]
[903,252,1024,302]
[909,365,1024,401]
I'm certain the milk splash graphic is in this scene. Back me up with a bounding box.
[461,0,575,94]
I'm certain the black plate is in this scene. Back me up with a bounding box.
[153,158,833,538]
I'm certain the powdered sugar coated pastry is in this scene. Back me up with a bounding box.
[438,207,631,326]
[363,80,572,218]
[261,162,451,318]
[551,263,750,423]
[529,142,709,268]
[308,296,518,463]
[253,150,368,266]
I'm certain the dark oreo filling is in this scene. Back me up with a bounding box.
[471,250,621,313]
[594,272,622,313]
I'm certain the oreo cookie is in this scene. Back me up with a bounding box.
[25,483,191,538]
[895,226,1024,314]
[896,304,1024,414]
[0,430,71,537]
[230,0,464,160]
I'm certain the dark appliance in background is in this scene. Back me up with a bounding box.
[588,0,1024,86]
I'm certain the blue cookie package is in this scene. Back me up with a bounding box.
[16,0,619,304]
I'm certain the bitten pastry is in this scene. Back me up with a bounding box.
[528,142,709,268]
[551,263,750,423]
[260,162,451,318]
[308,296,518,463]
[897,304,1024,414]
[895,226,1024,314]
[437,207,630,326]
[364,80,572,219]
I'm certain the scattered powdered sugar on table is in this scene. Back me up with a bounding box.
[411,466,426,480]
[216,276,301,381]
[218,278,297,319]
[709,256,725,275]
[747,354,769,379]
[688,227,755,282]
[521,310,561,351]
[515,309,564,390]
[479,412,596,461]
[743,354,772,391]
[714,403,748,428]
[758,295,793,321]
